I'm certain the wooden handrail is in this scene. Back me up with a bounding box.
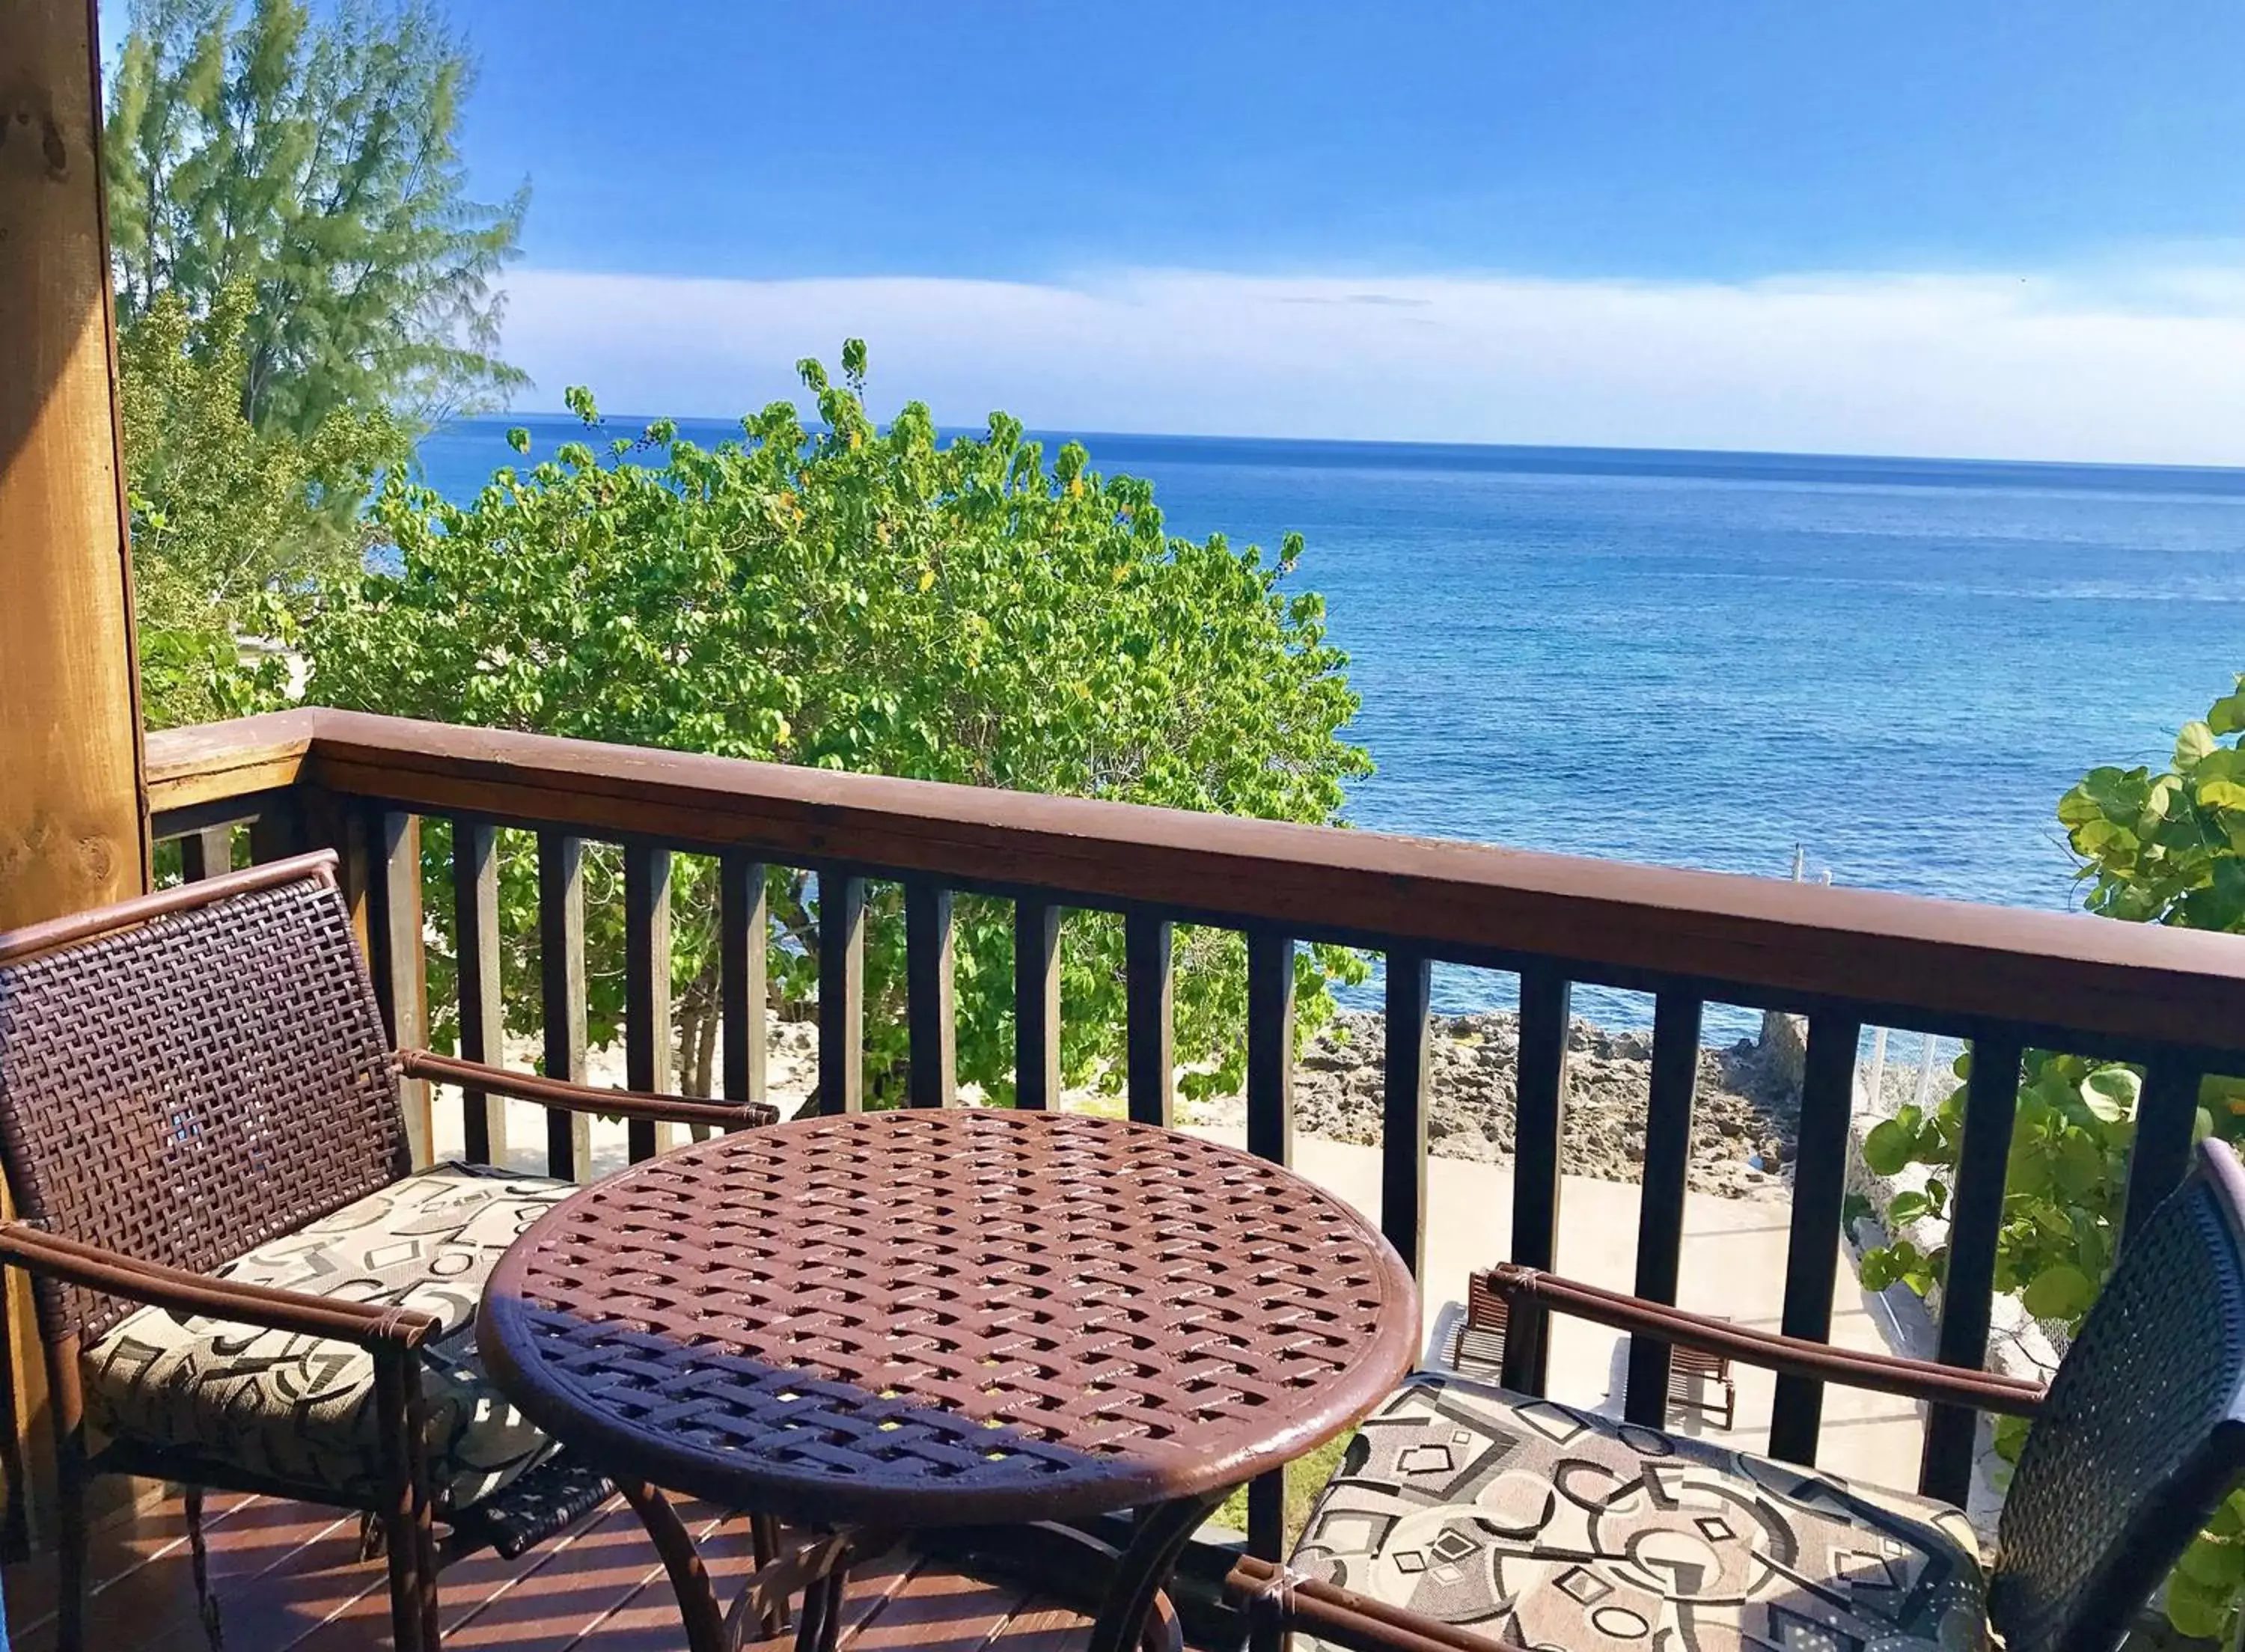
[144,705,320,813]
[147,707,2245,1063]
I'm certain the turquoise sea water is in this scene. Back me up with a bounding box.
[416,418,2245,1021]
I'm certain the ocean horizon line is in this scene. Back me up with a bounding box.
[436,414,2245,495]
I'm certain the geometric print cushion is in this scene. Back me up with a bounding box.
[82,1161,575,1514]
[1292,1374,1987,1652]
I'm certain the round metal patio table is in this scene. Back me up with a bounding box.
[477,1107,1419,1652]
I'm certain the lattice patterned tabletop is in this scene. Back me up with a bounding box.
[478,1107,1419,1528]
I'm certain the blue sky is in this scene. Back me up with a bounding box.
[435,4,2245,459]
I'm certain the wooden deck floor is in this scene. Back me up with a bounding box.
[2,1487,1094,1652]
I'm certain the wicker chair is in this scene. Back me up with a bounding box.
[1240,1139,2245,1652]
[0,851,777,1652]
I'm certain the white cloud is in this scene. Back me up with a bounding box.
[498,263,2245,465]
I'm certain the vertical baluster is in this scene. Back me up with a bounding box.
[905,880,956,1109]
[179,825,232,882]
[538,832,590,1180]
[1244,929,1295,1591]
[2123,1060,2205,1248]
[248,796,302,865]
[366,810,431,1168]
[1014,899,1062,1111]
[1500,966,1572,1396]
[1381,951,1432,1278]
[1919,1032,2021,1502]
[1246,931,1295,1165]
[451,821,506,1166]
[1625,994,1702,1428]
[1768,1015,1863,1466]
[720,854,769,1117]
[303,789,371,955]
[625,845,674,1160]
[1125,914,1175,1128]
[818,871,866,1116]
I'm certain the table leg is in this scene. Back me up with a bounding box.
[752,1511,788,1636]
[793,1564,850,1652]
[1087,1491,1229,1652]
[616,1478,730,1652]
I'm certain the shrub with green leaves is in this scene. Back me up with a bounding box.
[122,282,397,729]
[1860,675,2245,1639]
[306,344,1370,1103]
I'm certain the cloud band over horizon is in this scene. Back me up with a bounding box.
[497,262,2245,466]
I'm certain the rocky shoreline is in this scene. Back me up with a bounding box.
[1184,1008,1804,1199]
[651,1007,1806,1202]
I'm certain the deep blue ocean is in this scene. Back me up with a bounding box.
[418,417,2245,1024]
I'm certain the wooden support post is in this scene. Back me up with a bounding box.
[1013,899,1063,1111]
[367,810,432,1168]
[538,833,591,1179]
[818,870,867,1116]
[624,845,674,1160]
[905,880,957,1109]
[1125,914,1174,1128]
[719,854,769,1118]
[1502,967,1572,1397]
[0,0,152,1555]
[1381,951,1432,1279]
[1920,1033,2021,1502]
[452,822,506,1165]
[1626,994,1702,1428]
[1769,1015,1863,1466]
[0,0,149,927]
[178,825,233,881]
[1243,930,1295,1621]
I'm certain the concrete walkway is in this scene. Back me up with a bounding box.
[1230,1131,1935,1499]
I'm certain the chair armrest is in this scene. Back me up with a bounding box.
[1225,1554,1529,1652]
[1480,1264,2047,1417]
[0,1223,439,1350]
[400,1049,779,1132]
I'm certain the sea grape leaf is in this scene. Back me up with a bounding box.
[2178,721,2218,771]
[1863,1119,1916,1177]
[2021,1264,2094,1321]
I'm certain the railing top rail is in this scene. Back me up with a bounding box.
[147,708,2245,1059]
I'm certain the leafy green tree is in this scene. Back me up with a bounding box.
[122,281,397,728]
[306,346,1371,1102]
[1860,675,2245,1639]
[106,0,528,435]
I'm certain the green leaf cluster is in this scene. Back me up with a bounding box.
[2059,682,2245,931]
[106,0,528,436]
[305,346,1373,1103]
[1858,673,2245,1639]
[121,281,399,729]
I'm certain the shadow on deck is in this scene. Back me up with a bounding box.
[2,1487,1092,1652]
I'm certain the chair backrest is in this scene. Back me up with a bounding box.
[1464,1268,1512,1333]
[0,854,409,1344]
[1991,1138,2245,1652]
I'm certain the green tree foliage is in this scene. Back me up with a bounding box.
[1860,676,2245,1639]
[122,282,397,728]
[306,346,1372,1101]
[106,0,528,436]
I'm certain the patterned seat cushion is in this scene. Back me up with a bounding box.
[1292,1374,1986,1652]
[82,1161,572,1511]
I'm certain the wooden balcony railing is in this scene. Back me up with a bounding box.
[147,706,2245,1538]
